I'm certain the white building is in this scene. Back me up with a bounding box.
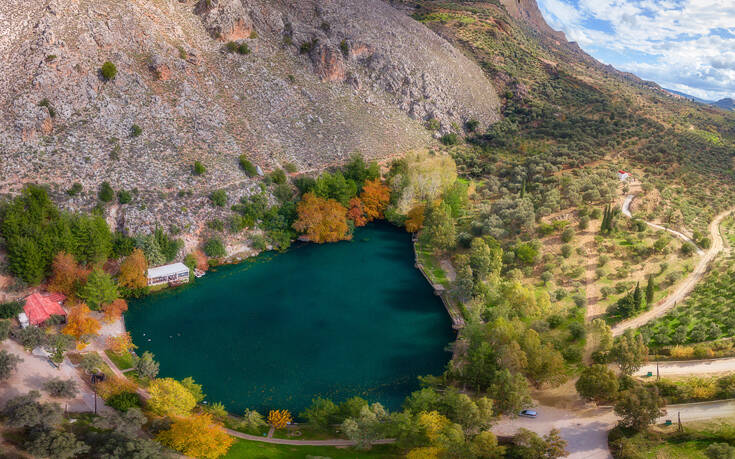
[147,262,190,286]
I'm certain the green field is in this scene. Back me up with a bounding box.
[224,440,402,459]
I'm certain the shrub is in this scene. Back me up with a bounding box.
[117,190,132,204]
[38,98,56,117]
[0,301,22,319]
[239,156,257,176]
[237,43,250,55]
[225,41,238,53]
[192,161,206,176]
[269,169,287,185]
[209,189,227,207]
[100,61,117,81]
[98,182,114,202]
[130,124,142,137]
[561,227,574,243]
[203,238,227,258]
[250,30,258,39]
[561,244,572,258]
[426,118,440,131]
[107,391,141,412]
[670,345,695,359]
[465,119,479,132]
[441,133,459,145]
[339,39,349,56]
[67,182,83,196]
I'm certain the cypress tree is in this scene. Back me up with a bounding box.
[646,275,655,306]
[633,282,642,311]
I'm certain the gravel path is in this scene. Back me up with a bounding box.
[635,357,735,377]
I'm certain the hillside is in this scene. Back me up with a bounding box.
[0,0,499,234]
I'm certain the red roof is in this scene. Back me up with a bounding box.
[24,293,66,326]
[618,170,628,174]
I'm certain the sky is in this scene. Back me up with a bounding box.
[536,0,735,101]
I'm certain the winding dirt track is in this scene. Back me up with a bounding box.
[613,200,733,336]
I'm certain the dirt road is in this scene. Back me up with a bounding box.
[613,205,732,336]
[635,357,735,377]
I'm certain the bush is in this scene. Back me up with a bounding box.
[209,189,227,207]
[107,391,141,412]
[226,41,238,52]
[269,169,287,185]
[237,43,250,55]
[0,301,22,319]
[117,190,132,204]
[203,238,227,258]
[67,182,83,196]
[441,133,459,145]
[561,227,574,243]
[239,156,257,176]
[192,161,206,176]
[130,124,142,137]
[98,182,115,202]
[101,61,117,81]
[561,244,572,258]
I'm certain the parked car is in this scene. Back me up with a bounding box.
[519,409,537,418]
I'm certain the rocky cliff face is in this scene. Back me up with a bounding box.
[0,0,499,234]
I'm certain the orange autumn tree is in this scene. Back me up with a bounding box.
[118,248,148,290]
[267,409,293,429]
[102,298,128,323]
[347,197,367,227]
[359,178,390,222]
[48,251,88,297]
[106,332,137,354]
[157,413,234,459]
[293,192,350,243]
[62,304,101,342]
[405,204,426,233]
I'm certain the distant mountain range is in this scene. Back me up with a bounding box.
[665,88,735,111]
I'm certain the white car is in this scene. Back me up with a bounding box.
[519,409,538,418]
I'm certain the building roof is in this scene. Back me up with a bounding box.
[24,292,66,326]
[147,262,190,279]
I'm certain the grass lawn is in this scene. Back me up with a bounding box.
[271,424,342,440]
[416,243,449,287]
[104,350,135,370]
[610,421,735,458]
[224,440,402,459]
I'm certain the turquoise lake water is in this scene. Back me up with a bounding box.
[125,223,454,415]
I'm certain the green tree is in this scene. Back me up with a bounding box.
[442,180,469,218]
[210,190,228,207]
[420,202,456,253]
[575,365,619,403]
[135,351,159,380]
[470,430,506,458]
[0,350,22,380]
[301,397,338,430]
[344,153,379,188]
[341,403,389,450]
[452,256,474,303]
[25,428,89,459]
[489,369,532,415]
[193,161,206,175]
[1,391,62,428]
[180,377,205,403]
[239,156,257,176]
[203,238,227,258]
[614,382,666,431]
[42,378,78,398]
[469,238,502,281]
[313,171,357,206]
[79,269,119,310]
[633,282,642,311]
[70,214,113,264]
[611,331,648,375]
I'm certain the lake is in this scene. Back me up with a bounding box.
[125,222,454,415]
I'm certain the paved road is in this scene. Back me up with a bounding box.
[613,203,732,336]
[493,399,735,459]
[636,357,735,377]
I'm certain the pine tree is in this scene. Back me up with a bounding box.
[645,275,655,306]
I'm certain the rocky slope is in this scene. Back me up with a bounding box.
[0,0,499,234]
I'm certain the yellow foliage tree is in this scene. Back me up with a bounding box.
[106,332,137,354]
[62,304,101,342]
[405,204,426,233]
[359,179,390,222]
[292,193,350,243]
[147,378,196,417]
[97,375,138,399]
[417,411,450,443]
[102,298,128,323]
[118,248,148,290]
[157,413,234,459]
[406,446,441,459]
[267,409,293,429]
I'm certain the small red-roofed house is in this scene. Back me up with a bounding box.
[23,292,67,326]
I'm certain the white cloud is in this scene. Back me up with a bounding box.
[537,0,735,99]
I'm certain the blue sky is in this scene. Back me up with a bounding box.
[536,0,735,101]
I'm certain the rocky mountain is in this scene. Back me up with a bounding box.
[713,98,735,111]
[0,0,499,234]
